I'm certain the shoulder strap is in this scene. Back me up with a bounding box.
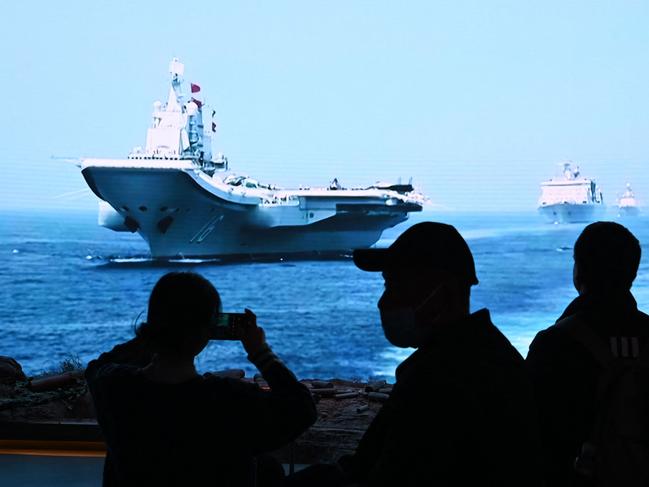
[556,314,649,369]
[555,315,615,368]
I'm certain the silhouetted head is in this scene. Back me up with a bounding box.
[353,222,478,347]
[573,221,641,295]
[137,272,221,357]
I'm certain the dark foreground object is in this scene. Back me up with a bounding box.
[0,379,381,464]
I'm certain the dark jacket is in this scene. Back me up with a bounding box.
[85,338,317,487]
[526,291,649,487]
[342,309,543,487]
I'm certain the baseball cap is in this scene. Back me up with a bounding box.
[353,222,479,285]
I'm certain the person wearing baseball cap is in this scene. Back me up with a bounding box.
[353,222,479,348]
[336,222,542,486]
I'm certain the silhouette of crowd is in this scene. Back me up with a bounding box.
[85,220,647,487]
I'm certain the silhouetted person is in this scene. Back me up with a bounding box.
[527,222,649,487]
[86,272,316,487]
[288,222,542,487]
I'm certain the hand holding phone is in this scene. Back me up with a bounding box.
[210,309,267,355]
[210,312,249,340]
[240,309,267,356]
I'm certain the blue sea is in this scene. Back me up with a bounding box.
[1,209,648,381]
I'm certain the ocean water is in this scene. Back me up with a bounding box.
[1,209,648,381]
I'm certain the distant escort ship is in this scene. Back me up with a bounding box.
[538,161,605,224]
[617,183,640,217]
[80,59,424,259]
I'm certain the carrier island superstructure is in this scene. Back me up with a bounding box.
[80,59,424,259]
[538,162,605,224]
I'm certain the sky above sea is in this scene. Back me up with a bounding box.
[0,1,648,213]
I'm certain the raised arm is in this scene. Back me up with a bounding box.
[218,310,317,453]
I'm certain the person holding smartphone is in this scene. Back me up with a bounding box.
[85,271,316,487]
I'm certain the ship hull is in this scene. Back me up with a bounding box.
[618,206,640,218]
[538,203,606,224]
[82,166,418,259]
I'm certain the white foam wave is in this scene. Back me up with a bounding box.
[372,346,411,378]
[109,257,153,263]
[167,258,223,264]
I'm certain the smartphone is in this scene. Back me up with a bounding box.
[210,312,248,340]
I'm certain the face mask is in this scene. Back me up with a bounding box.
[379,285,444,348]
[379,307,418,348]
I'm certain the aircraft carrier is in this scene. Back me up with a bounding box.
[81,59,425,259]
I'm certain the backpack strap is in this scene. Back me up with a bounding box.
[557,314,649,368]
[556,315,616,369]
[558,313,649,484]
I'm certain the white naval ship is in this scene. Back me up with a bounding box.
[617,183,640,217]
[81,59,424,259]
[538,162,605,224]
